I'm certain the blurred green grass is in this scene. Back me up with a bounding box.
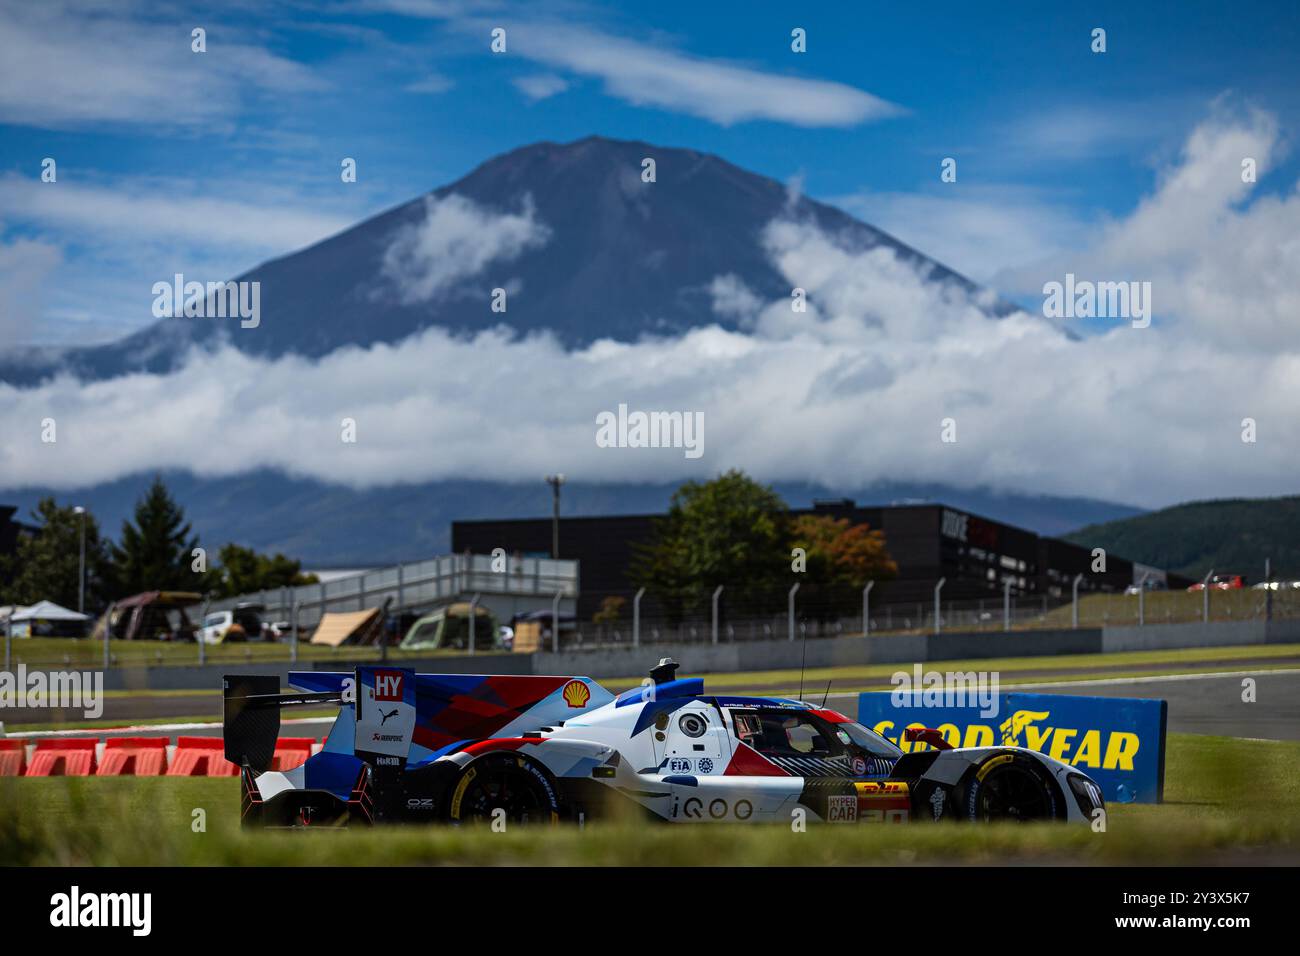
[7,637,474,670]
[2,733,1296,866]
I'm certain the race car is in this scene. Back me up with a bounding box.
[223,659,1104,827]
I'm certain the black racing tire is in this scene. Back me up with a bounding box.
[959,752,1063,822]
[445,752,561,825]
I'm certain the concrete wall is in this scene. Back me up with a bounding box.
[76,616,1296,690]
[528,629,1104,680]
[101,650,525,691]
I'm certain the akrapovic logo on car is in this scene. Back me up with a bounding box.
[859,691,1169,803]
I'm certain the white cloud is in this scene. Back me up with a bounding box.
[997,104,1300,345]
[0,175,353,254]
[0,2,324,130]
[0,230,63,347]
[513,73,569,101]
[405,73,455,94]
[507,22,901,127]
[380,193,551,304]
[0,173,367,345]
[3,107,1297,510]
[707,274,763,328]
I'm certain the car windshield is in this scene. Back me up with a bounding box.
[731,708,900,760]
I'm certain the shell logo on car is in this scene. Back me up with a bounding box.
[562,679,591,708]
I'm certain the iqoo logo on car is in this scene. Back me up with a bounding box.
[871,709,1141,771]
[670,796,754,820]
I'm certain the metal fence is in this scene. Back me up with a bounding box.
[207,552,580,630]
[566,582,1300,649]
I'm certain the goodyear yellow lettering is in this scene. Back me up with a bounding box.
[1048,728,1077,762]
[1103,732,1140,770]
[938,724,961,748]
[964,724,993,748]
[1023,724,1053,751]
[1071,729,1101,766]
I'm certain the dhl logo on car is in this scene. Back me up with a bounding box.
[871,709,1141,770]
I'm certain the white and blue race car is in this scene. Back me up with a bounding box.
[223,659,1104,827]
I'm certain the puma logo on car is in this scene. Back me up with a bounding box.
[379,708,399,725]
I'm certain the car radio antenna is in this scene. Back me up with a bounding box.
[820,680,832,708]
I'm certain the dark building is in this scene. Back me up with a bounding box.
[452,500,1192,621]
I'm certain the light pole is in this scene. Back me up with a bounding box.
[1201,568,1214,623]
[787,583,800,642]
[933,578,946,635]
[544,474,566,559]
[74,506,86,614]
[633,587,645,648]
[1072,573,1083,629]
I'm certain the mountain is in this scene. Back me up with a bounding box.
[0,136,1125,558]
[1064,496,1300,581]
[0,471,1140,567]
[0,136,1007,385]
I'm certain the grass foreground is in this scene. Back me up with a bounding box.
[1,733,1296,866]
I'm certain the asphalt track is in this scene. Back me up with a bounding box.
[7,667,1299,744]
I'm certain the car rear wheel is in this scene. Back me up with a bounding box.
[961,753,1062,822]
[446,753,561,825]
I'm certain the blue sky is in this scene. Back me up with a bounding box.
[3,0,1298,345]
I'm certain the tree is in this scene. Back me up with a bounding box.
[631,470,790,622]
[789,514,897,620]
[111,476,208,595]
[0,499,114,611]
[209,543,318,599]
[592,595,626,624]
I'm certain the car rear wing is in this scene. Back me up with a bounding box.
[223,675,345,771]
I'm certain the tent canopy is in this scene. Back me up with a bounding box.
[10,600,90,622]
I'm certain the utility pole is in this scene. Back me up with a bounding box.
[544,474,566,558]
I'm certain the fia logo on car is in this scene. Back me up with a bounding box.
[669,758,692,773]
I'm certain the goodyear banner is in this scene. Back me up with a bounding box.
[858,691,1168,803]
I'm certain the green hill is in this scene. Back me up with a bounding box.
[1064,496,1300,581]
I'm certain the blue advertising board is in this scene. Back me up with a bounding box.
[857,691,1168,803]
